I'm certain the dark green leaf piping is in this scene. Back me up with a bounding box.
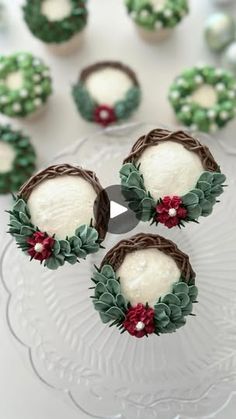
[23,0,88,44]
[0,124,36,194]
[8,197,101,270]
[119,162,226,226]
[91,264,198,335]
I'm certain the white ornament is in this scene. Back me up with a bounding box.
[204,12,235,52]
[99,110,109,120]
[12,103,21,112]
[140,10,149,19]
[195,75,203,84]
[170,91,180,100]
[228,90,236,99]
[135,321,145,331]
[222,42,236,74]
[207,109,216,119]
[20,89,28,98]
[35,85,42,94]
[216,83,225,92]
[33,74,41,82]
[34,98,42,107]
[0,95,8,104]
[168,208,177,217]
[181,105,190,113]
[220,111,229,120]
[34,243,44,253]
[0,141,15,173]
[163,9,173,18]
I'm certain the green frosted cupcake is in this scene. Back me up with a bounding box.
[0,52,52,119]
[23,0,88,55]
[0,124,36,194]
[169,65,236,133]
[125,0,189,42]
[72,61,141,126]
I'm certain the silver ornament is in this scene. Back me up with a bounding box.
[213,0,233,5]
[204,12,235,52]
[222,42,236,73]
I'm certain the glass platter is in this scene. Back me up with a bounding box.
[1,122,236,419]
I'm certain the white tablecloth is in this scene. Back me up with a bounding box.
[0,0,236,418]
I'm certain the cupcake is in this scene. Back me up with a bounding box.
[72,61,141,126]
[91,233,198,338]
[23,0,88,55]
[169,65,236,133]
[120,128,226,228]
[8,164,109,270]
[0,52,52,120]
[125,0,189,42]
[0,124,36,194]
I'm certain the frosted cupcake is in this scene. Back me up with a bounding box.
[8,164,108,270]
[72,61,141,126]
[23,0,88,55]
[0,52,52,120]
[92,233,198,338]
[169,65,236,133]
[0,124,36,194]
[120,128,226,228]
[125,0,189,42]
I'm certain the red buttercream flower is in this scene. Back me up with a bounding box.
[27,231,55,261]
[123,303,155,338]
[155,195,187,228]
[94,105,116,126]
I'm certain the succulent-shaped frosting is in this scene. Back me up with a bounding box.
[91,234,198,338]
[23,0,88,44]
[125,0,189,31]
[120,129,226,228]
[0,124,36,194]
[169,65,236,133]
[0,52,52,118]
[8,164,108,270]
[72,61,141,126]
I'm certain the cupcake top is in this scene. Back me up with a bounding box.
[23,0,88,44]
[8,164,108,270]
[169,65,236,133]
[0,124,36,194]
[125,0,189,31]
[72,61,141,126]
[0,52,52,118]
[120,128,226,228]
[92,233,198,338]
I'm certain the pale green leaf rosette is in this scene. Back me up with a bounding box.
[169,65,236,133]
[8,197,101,270]
[72,61,141,126]
[91,234,198,338]
[0,124,36,194]
[125,0,189,31]
[23,0,88,44]
[0,52,52,118]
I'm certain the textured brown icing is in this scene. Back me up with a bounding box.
[79,61,140,87]
[101,233,196,284]
[18,164,109,240]
[123,128,220,172]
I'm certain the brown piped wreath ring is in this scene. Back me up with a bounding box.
[19,164,109,240]
[101,233,196,284]
[80,61,140,87]
[123,128,219,172]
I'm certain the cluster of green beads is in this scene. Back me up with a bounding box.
[125,0,188,31]
[0,125,36,194]
[0,52,52,117]
[169,65,236,133]
[23,0,88,44]
[72,82,141,123]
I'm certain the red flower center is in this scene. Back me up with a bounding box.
[94,105,116,126]
[123,303,155,338]
[27,231,55,261]
[155,195,187,228]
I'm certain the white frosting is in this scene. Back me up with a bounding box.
[0,141,15,173]
[191,84,218,108]
[27,175,97,240]
[41,0,72,21]
[5,71,23,90]
[117,248,180,307]
[137,141,204,200]
[149,0,166,11]
[85,68,133,107]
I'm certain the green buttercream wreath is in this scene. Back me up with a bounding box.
[0,52,52,118]
[8,197,102,270]
[169,65,236,133]
[91,264,198,337]
[72,82,141,126]
[0,125,36,194]
[119,162,226,228]
[125,0,188,31]
[23,0,88,44]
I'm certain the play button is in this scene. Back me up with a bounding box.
[94,184,140,234]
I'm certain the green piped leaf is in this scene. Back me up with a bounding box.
[182,192,199,207]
